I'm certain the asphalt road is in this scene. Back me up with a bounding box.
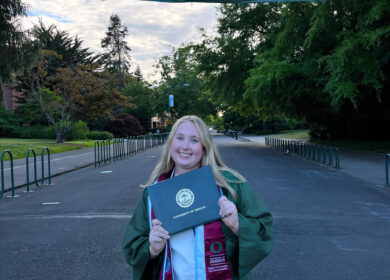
[0,135,389,279]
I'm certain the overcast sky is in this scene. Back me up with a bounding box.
[21,0,220,81]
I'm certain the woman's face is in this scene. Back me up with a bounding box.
[170,121,203,176]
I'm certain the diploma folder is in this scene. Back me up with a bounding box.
[147,165,221,235]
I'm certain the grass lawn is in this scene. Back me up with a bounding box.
[268,130,390,153]
[270,129,310,140]
[0,138,95,161]
[310,139,390,153]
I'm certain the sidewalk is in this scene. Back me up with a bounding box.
[240,135,389,187]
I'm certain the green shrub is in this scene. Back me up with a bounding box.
[87,131,114,140]
[255,129,273,135]
[19,125,56,139]
[0,108,19,137]
[104,113,143,137]
[67,120,89,140]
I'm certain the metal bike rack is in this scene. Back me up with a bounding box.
[1,150,16,198]
[265,137,340,169]
[386,154,389,186]
[26,148,39,192]
[40,147,52,186]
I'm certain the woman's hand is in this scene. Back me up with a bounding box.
[218,196,239,236]
[149,219,170,259]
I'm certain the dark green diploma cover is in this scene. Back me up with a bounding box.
[148,165,221,234]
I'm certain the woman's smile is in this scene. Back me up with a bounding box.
[178,151,191,158]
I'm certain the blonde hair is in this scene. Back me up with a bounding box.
[143,115,245,199]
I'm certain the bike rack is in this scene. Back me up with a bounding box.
[1,150,16,198]
[386,154,389,186]
[93,134,168,168]
[265,137,340,169]
[40,147,52,186]
[26,148,39,192]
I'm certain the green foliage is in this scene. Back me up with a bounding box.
[86,131,114,140]
[0,0,39,83]
[0,108,19,137]
[154,46,216,120]
[16,21,127,143]
[122,76,153,130]
[14,94,47,125]
[204,114,224,131]
[194,3,282,108]
[200,0,390,140]
[67,120,89,140]
[30,19,98,69]
[18,125,55,139]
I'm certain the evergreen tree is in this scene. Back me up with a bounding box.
[0,0,38,83]
[134,65,143,81]
[101,14,131,76]
[30,19,98,69]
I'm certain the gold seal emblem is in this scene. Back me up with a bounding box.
[176,189,195,208]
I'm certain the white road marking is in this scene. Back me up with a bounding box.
[42,202,60,205]
[100,170,113,174]
[331,239,366,252]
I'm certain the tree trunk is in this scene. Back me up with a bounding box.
[56,133,64,143]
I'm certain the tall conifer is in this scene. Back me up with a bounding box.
[101,14,132,77]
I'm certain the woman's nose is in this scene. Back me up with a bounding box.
[183,139,190,148]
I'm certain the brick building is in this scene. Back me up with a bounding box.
[1,84,24,110]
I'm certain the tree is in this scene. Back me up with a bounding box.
[194,3,282,109]
[0,0,38,84]
[154,46,216,121]
[193,1,389,139]
[190,4,283,132]
[17,22,126,143]
[19,55,126,143]
[104,113,143,137]
[30,19,98,69]
[101,14,131,78]
[134,65,143,81]
[243,1,390,139]
[122,76,153,130]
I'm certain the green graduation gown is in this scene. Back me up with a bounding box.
[122,171,274,279]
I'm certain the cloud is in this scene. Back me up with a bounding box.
[22,0,219,81]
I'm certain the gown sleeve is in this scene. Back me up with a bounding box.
[122,189,164,280]
[221,175,274,279]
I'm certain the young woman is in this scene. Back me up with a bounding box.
[123,115,273,280]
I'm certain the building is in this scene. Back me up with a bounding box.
[1,84,24,110]
[151,113,173,129]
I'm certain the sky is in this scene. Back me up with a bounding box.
[21,0,220,81]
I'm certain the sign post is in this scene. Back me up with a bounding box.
[169,94,174,107]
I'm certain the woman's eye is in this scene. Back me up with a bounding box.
[176,136,183,140]
[191,138,199,143]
